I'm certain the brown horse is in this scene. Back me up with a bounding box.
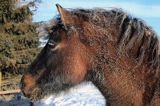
[20,4,160,106]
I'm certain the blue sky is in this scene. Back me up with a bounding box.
[29,0,160,36]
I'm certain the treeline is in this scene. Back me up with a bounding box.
[0,0,41,77]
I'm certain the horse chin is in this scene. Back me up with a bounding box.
[27,87,44,102]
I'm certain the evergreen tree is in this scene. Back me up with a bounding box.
[0,0,41,76]
[0,0,17,24]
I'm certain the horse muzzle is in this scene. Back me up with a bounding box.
[20,73,37,97]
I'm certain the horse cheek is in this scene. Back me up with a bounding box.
[73,62,87,84]
[68,55,87,84]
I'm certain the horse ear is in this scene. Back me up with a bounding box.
[56,4,72,26]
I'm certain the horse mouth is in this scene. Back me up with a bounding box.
[21,87,43,102]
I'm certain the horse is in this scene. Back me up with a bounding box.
[20,4,160,106]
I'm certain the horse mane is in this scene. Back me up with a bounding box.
[63,8,160,71]
[117,10,160,71]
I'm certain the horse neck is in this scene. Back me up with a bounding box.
[88,34,160,105]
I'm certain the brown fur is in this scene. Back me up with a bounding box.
[21,4,160,106]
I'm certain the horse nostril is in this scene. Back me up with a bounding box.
[19,81,25,89]
[20,76,25,89]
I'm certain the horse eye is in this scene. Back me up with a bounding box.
[48,40,56,48]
